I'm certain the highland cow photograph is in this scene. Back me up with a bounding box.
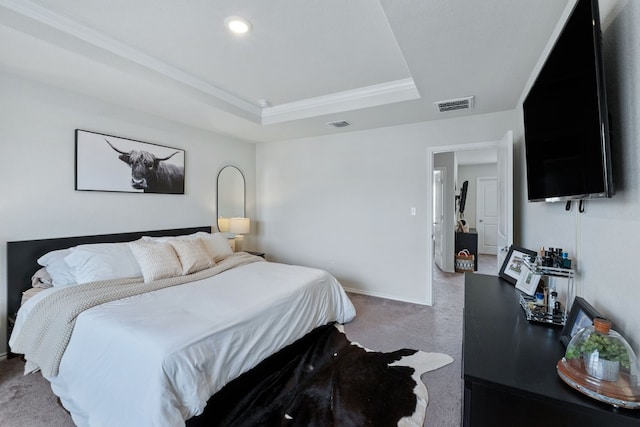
[75,129,185,194]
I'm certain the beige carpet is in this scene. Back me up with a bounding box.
[0,255,497,426]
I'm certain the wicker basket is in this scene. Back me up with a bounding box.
[455,249,475,273]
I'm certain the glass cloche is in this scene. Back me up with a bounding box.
[557,318,640,409]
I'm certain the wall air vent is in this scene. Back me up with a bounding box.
[327,120,351,128]
[434,96,475,113]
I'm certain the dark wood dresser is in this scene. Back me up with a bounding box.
[463,273,640,426]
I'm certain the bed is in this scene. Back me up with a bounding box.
[6,226,356,426]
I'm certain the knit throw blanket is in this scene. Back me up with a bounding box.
[11,253,263,377]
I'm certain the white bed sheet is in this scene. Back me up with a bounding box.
[10,261,356,427]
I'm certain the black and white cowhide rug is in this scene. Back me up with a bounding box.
[189,324,452,427]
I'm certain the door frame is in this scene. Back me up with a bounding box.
[433,167,446,270]
[426,135,513,305]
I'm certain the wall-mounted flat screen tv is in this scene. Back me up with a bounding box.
[523,0,614,202]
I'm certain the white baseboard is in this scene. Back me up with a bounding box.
[0,352,7,361]
[343,287,431,306]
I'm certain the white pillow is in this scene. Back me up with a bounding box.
[37,249,77,286]
[128,240,182,283]
[196,232,233,262]
[64,243,143,284]
[169,238,213,275]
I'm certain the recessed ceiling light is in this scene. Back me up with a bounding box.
[225,16,252,34]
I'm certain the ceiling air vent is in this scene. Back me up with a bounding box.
[434,96,475,113]
[327,120,351,128]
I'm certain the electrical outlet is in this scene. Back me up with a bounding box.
[411,207,416,216]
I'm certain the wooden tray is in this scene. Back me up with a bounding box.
[557,357,640,409]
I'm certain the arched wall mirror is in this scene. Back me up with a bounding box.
[216,166,245,231]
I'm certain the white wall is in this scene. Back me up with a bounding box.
[518,1,640,353]
[0,71,257,355]
[256,110,516,304]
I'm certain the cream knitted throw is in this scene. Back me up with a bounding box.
[11,252,263,377]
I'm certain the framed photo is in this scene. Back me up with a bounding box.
[498,245,537,285]
[515,262,542,296]
[75,129,185,194]
[560,297,603,347]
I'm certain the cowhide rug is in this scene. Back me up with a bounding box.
[188,324,453,427]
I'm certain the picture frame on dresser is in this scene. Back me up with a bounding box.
[515,262,542,296]
[560,296,603,347]
[498,245,537,285]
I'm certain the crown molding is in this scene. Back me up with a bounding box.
[0,0,262,119]
[261,78,420,124]
[1,0,421,126]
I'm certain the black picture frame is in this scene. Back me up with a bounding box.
[75,129,185,194]
[498,245,537,285]
[560,296,603,347]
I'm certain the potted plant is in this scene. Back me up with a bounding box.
[565,318,630,382]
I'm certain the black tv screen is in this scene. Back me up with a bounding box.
[523,0,613,202]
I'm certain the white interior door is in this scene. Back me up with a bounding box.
[433,168,445,270]
[496,131,514,269]
[476,177,498,255]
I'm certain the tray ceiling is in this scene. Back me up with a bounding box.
[0,0,574,142]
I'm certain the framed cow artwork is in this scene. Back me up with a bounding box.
[75,129,185,194]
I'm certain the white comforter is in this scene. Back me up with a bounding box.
[10,261,356,427]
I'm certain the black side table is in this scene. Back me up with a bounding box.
[246,251,266,259]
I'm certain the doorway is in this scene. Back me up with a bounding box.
[425,131,513,305]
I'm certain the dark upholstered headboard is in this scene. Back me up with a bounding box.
[6,226,211,352]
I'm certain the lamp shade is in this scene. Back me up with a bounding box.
[218,217,230,233]
[229,217,250,234]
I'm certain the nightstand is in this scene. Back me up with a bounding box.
[8,313,16,334]
[246,251,266,259]
[8,313,17,358]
